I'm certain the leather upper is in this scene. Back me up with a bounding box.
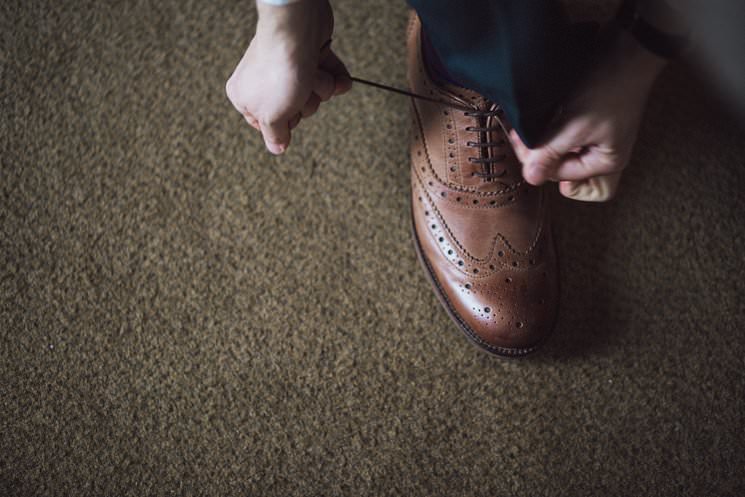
[407,14,559,354]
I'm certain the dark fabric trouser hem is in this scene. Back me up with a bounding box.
[408,0,597,147]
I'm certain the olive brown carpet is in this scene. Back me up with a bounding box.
[2,1,744,495]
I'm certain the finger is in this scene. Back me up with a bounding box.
[510,129,558,185]
[552,146,620,182]
[289,113,301,130]
[522,120,591,185]
[523,161,558,186]
[243,111,260,131]
[559,172,622,202]
[301,92,321,118]
[509,129,530,165]
[319,48,352,96]
[259,117,291,155]
[313,70,335,102]
[225,77,240,109]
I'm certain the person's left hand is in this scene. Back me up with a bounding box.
[510,30,667,202]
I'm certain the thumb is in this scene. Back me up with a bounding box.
[259,117,291,155]
[519,121,588,186]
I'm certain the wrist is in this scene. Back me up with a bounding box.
[255,0,330,42]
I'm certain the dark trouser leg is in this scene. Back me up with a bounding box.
[408,0,594,147]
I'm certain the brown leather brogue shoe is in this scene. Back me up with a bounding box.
[407,14,559,357]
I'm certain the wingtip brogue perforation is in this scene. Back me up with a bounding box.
[407,13,559,356]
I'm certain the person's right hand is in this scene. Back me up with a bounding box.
[225,0,352,155]
[509,30,666,202]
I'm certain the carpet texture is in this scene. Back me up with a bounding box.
[2,1,745,495]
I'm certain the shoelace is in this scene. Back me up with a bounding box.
[351,76,511,185]
[463,109,508,182]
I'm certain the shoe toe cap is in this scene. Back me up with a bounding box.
[445,267,558,354]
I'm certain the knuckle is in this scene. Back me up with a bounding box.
[592,180,615,202]
[225,78,236,100]
[261,115,283,128]
[593,190,610,202]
